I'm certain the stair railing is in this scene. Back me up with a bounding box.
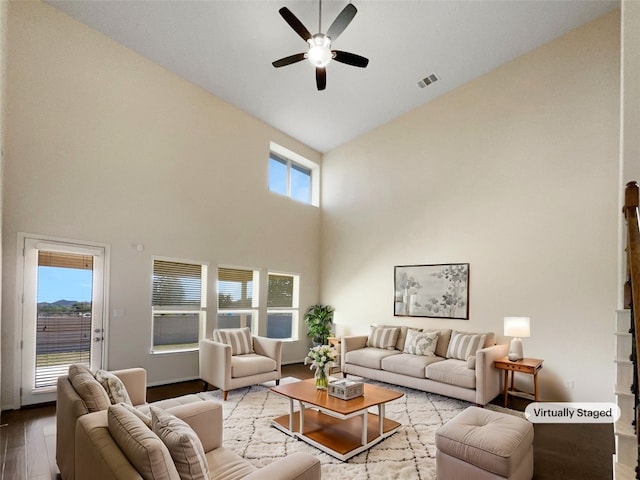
[623,181,640,478]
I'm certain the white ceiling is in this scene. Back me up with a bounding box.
[46,0,619,153]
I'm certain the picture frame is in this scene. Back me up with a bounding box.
[394,263,469,319]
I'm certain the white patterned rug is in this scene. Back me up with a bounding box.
[202,378,521,479]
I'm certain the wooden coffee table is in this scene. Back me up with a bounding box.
[270,378,403,461]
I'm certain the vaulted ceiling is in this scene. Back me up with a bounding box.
[47,0,619,152]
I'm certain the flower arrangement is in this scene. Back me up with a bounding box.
[304,344,337,389]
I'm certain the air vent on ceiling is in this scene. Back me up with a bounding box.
[418,73,439,88]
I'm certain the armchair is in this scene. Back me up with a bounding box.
[199,336,282,400]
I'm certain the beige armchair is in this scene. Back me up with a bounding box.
[199,336,282,400]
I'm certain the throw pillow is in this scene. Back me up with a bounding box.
[403,330,439,356]
[366,326,400,350]
[95,370,132,406]
[68,364,111,412]
[446,331,487,361]
[120,401,152,428]
[150,406,210,480]
[213,327,253,355]
[108,404,180,480]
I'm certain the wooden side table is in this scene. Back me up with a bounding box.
[328,337,342,374]
[494,357,543,407]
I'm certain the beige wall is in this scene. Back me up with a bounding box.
[2,1,322,408]
[321,11,621,402]
[622,0,640,185]
[0,0,7,406]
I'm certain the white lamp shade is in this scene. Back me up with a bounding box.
[504,316,531,338]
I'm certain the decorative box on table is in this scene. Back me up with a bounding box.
[328,379,364,400]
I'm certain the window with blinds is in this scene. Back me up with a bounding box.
[266,273,299,340]
[152,259,207,353]
[217,267,258,331]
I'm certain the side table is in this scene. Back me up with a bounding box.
[494,357,543,407]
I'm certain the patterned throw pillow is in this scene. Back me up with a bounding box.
[403,330,439,356]
[95,369,133,406]
[150,406,210,480]
[366,326,400,350]
[213,327,254,355]
[446,331,487,361]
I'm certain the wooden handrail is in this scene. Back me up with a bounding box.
[623,181,640,478]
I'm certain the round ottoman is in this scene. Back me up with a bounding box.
[435,406,534,480]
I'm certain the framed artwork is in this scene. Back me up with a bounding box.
[394,263,469,319]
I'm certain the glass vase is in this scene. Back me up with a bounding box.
[314,366,329,390]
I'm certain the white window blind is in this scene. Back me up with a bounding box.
[266,273,298,340]
[217,267,258,331]
[152,259,206,353]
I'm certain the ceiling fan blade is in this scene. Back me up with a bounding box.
[333,50,369,68]
[272,53,306,68]
[316,67,326,91]
[326,3,357,41]
[279,7,312,42]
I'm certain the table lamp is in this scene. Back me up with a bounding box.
[504,316,530,361]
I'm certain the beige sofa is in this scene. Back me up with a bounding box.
[75,399,321,480]
[342,327,508,405]
[57,367,207,480]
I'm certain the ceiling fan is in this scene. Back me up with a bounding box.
[272,1,369,91]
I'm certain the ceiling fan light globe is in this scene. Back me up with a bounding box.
[307,44,332,67]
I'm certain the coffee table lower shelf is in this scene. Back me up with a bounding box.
[272,409,401,461]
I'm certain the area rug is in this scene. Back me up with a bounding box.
[202,378,522,479]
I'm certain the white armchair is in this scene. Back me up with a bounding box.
[199,335,282,400]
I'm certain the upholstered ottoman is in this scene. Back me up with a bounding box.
[435,406,534,480]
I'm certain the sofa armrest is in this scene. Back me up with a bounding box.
[253,336,283,368]
[56,375,90,480]
[243,452,321,480]
[341,335,368,366]
[474,343,509,405]
[199,339,232,387]
[112,367,147,407]
[166,400,223,452]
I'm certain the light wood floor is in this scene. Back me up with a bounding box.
[0,364,613,480]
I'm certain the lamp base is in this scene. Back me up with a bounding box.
[508,337,523,361]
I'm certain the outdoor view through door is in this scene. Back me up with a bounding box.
[21,237,106,405]
[35,251,93,388]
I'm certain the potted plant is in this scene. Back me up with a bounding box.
[304,304,334,346]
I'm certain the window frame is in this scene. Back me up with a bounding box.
[150,256,208,354]
[216,265,260,333]
[269,142,319,207]
[266,271,300,341]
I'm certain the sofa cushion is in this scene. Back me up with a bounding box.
[423,328,453,358]
[214,327,254,355]
[107,404,180,480]
[403,330,439,356]
[366,326,400,350]
[426,359,476,389]
[206,447,257,480]
[138,394,208,416]
[446,332,486,361]
[382,353,445,378]
[345,347,401,370]
[95,369,132,405]
[150,406,209,480]
[68,364,111,413]
[230,354,277,378]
